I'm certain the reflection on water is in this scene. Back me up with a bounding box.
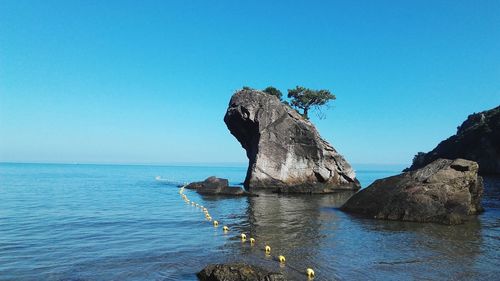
[0,164,498,281]
[209,179,499,281]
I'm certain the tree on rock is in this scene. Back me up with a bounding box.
[287,86,336,119]
[262,86,283,100]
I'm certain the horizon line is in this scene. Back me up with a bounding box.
[0,161,409,167]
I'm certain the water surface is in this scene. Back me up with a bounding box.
[0,163,498,280]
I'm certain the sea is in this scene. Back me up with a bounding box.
[0,163,499,281]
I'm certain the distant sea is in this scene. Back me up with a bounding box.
[0,163,498,280]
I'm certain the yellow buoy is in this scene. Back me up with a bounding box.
[265,245,271,254]
[306,268,315,278]
[213,220,219,227]
[278,255,286,263]
[207,217,212,221]
[240,233,247,241]
[223,226,229,232]
[250,238,255,244]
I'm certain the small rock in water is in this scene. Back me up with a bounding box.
[186,176,254,196]
[197,263,286,281]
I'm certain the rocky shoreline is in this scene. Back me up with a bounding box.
[405,105,500,175]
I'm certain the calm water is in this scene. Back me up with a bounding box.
[0,163,499,281]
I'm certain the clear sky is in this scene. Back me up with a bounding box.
[0,0,499,166]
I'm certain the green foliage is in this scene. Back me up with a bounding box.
[262,86,283,100]
[239,85,336,120]
[287,86,336,119]
[411,152,427,166]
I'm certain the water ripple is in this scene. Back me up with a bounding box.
[0,164,499,280]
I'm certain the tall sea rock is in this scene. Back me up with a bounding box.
[224,89,360,193]
[406,105,500,175]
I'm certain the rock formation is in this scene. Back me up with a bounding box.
[406,105,500,175]
[197,263,286,281]
[185,176,252,196]
[341,159,484,224]
[224,89,360,193]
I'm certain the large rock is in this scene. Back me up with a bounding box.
[197,263,286,281]
[406,105,500,175]
[224,89,360,193]
[186,176,252,196]
[341,159,484,224]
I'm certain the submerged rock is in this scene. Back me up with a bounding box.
[224,89,360,193]
[197,263,286,281]
[341,159,484,225]
[405,105,500,175]
[186,176,253,196]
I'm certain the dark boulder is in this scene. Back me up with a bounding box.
[341,159,484,225]
[186,176,253,196]
[197,263,286,281]
[224,89,360,193]
[405,105,500,175]
[186,176,228,190]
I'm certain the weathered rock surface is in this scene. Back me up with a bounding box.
[406,105,500,175]
[197,263,286,281]
[342,159,484,224]
[186,176,253,196]
[224,89,360,193]
[185,176,228,190]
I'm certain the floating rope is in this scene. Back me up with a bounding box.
[176,183,315,279]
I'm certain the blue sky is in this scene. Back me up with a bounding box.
[0,0,499,166]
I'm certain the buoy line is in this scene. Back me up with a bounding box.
[177,184,315,279]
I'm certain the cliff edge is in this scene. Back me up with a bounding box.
[406,105,500,175]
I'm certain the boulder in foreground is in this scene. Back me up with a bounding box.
[342,159,484,225]
[197,263,286,281]
[186,176,253,196]
[224,89,360,193]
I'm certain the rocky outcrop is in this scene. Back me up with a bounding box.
[185,176,228,190]
[406,105,500,175]
[186,176,253,196]
[197,263,286,281]
[224,89,360,193]
[341,159,484,224]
